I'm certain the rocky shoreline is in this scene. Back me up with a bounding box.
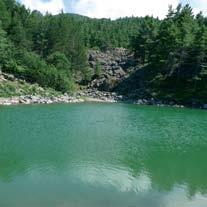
[0,90,122,106]
[0,89,195,109]
[0,95,84,106]
[0,87,206,109]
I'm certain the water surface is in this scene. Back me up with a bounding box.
[0,103,207,207]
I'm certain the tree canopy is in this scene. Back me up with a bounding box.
[131,4,207,105]
[0,1,207,105]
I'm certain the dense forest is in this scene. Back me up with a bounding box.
[0,0,207,105]
[0,0,143,92]
[130,5,207,105]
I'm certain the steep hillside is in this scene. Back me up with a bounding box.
[86,48,137,91]
[0,1,207,107]
[0,70,61,98]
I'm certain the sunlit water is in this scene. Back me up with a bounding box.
[0,103,207,207]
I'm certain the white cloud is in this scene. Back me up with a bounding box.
[20,0,207,19]
[71,0,179,19]
[191,0,207,16]
[21,0,65,15]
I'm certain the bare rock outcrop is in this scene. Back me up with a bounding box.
[87,48,137,91]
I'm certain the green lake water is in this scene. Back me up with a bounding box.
[0,103,207,207]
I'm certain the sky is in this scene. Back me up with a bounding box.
[18,0,207,19]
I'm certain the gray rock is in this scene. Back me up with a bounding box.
[113,68,126,77]
[87,48,136,91]
[4,73,15,81]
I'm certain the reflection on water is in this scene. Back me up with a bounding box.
[0,103,207,207]
[71,163,151,193]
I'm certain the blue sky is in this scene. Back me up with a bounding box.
[18,0,207,19]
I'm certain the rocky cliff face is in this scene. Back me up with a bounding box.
[87,48,137,91]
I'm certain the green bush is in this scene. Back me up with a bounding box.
[10,50,75,93]
[47,52,71,72]
[94,61,102,78]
